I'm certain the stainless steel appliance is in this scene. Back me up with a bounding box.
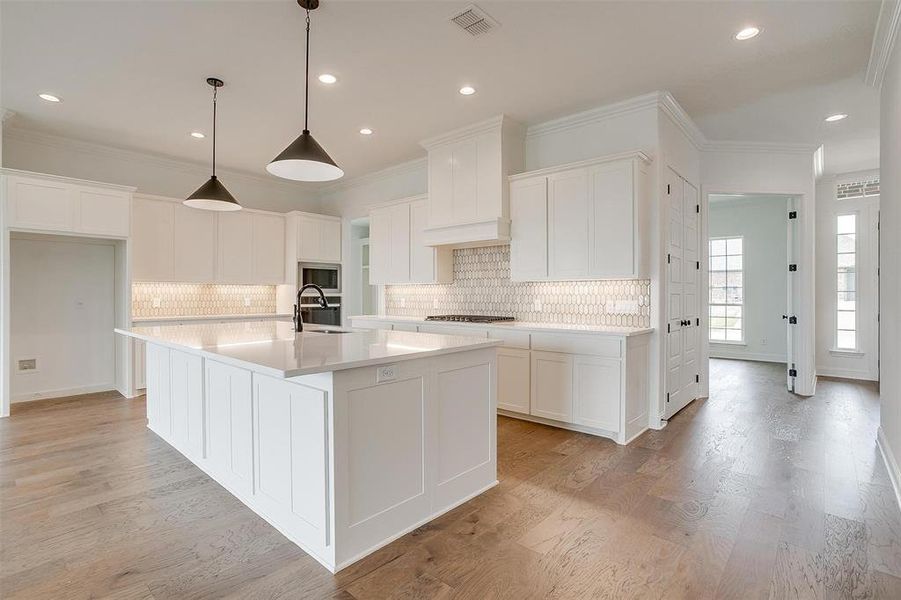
[425,315,515,323]
[300,295,341,326]
[300,263,341,294]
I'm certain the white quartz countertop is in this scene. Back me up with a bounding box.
[116,320,500,378]
[348,315,653,337]
[132,313,292,324]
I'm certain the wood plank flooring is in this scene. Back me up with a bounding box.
[3,359,901,599]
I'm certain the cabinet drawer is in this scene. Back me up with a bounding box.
[349,319,392,331]
[530,332,621,358]
[417,323,489,338]
[392,322,420,332]
[487,328,530,350]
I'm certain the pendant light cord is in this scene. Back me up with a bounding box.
[304,8,311,132]
[212,84,218,177]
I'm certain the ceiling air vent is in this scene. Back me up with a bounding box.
[450,4,499,37]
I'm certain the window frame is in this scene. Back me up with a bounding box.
[834,211,859,352]
[708,235,745,344]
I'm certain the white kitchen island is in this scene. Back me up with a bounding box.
[115,320,500,573]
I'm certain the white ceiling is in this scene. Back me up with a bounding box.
[1,0,881,185]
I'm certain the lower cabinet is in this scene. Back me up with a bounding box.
[145,343,170,435]
[169,350,204,458]
[572,355,621,432]
[530,351,573,421]
[496,347,530,414]
[205,359,254,497]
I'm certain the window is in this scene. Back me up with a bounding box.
[837,178,879,200]
[709,237,743,342]
[836,214,857,350]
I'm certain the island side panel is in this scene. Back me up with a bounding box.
[331,347,497,570]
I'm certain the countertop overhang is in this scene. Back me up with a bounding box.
[348,315,654,337]
[116,321,500,378]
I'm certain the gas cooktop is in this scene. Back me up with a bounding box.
[424,315,515,323]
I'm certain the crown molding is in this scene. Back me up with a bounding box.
[658,92,708,150]
[2,126,316,197]
[317,156,428,198]
[509,150,651,182]
[1,167,136,192]
[419,114,519,149]
[701,140,820,155]
[866,0,901,87]
[526,92,662,139]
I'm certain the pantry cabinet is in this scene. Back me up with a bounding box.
[3,170,133,238]
[369,196,452,285]
[509,151,650,281]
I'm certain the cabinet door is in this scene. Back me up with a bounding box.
[573,355,621,432]
[530,351,573,422]
[173,204,216,282]
[589,162,635,278]
[389,203,411,283]
[169,349,205,459]
[252,213,286,284]
[298,215,321,262]
[428,145,454,227]
[205,360,254,496]
[510,177,548,281]
[548,169,590,280]
[134,339,146,390]
[410,200,435,283]
[76,187,130,237]
[145,343,171,435]
[319,218,342,263]
[217,211,254,283]
[6,175,77,232]
[497,347,530,415]
[369,207,391,285]
[452,138,479,223]
[132,197,174,281]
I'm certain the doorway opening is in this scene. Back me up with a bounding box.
[346,218,376,322]
[706,194,795,389]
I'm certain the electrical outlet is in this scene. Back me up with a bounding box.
[761,338,768,346]
[152,297,162,308]
[18,358,36,372]
[243,296,251,307]
[376,364,397,383]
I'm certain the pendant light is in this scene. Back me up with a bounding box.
[267,0,344,182]
[184,78,241,211]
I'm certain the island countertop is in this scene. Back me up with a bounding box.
[116,320,500,378]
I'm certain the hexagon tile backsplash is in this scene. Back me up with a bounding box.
[132,283,277,318]
[385,246,650,327]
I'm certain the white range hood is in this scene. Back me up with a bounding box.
[419,115,524,247]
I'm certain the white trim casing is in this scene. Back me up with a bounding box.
[866,0,901,88]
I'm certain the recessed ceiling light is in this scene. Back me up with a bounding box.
[318,73,337,84]
[190,131,206,139]
[735,26,760,41]
[825,113,848,122]
[359,128,373,135]
[459,85,476,96]
[38,93,61,102]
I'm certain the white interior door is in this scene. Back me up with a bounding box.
[665,169,700,419]
[786,197,798,391]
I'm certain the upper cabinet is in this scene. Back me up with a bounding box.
[370,196,452,285]
[3,170,133,238]
[297,213,341,263]
[419,115,524,247]
[132,194,287,285]
[509,151,650,282]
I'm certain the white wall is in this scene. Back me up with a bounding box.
[708,195,789,363]
[10,234,116,401]
[878,19,901,492]
[701,145,818,396]
[816,171,880,380]
[2,128,320,214]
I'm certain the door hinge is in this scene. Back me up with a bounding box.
[696,204,700,214]
[696,318,699,326]
[667,184,671,194]
[696,261,700,270]
[789,211,798,219]
[695,374,699,383]
[789,264,797,272]
[667,323,671,333]
[788,368,798,377]
[666,392,670,403]
[667,253,671,264]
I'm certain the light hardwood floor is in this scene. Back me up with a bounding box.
[2,359,901,599]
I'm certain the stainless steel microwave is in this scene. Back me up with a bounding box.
[300,263,341,294]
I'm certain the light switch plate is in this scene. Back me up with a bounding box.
[376,364,397,383]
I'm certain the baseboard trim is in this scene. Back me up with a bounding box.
[878,427,901,512]
[709,350,786,363]
[816,366,878,382]
[11,383,116,403]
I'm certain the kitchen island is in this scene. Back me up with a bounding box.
[115,320,500,573]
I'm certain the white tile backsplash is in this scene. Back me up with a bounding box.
[385,245,650,327]
[132,283,277,318]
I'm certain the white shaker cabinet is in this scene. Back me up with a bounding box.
[205,359,254,497]
[252,212,287,284]
[298,213,341,263]
[4,171,132,237]
[530,351,574,422]
[573,355,621,432]
[410,199,453,284]
[496,347,530,415]
[173,204,217,282]
[133,196,175,281]
[369,197,451,285]
[508,151,650,281]
[217,211,254,283]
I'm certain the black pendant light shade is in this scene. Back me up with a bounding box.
[267,0,343,182]
[184,77,242,211]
